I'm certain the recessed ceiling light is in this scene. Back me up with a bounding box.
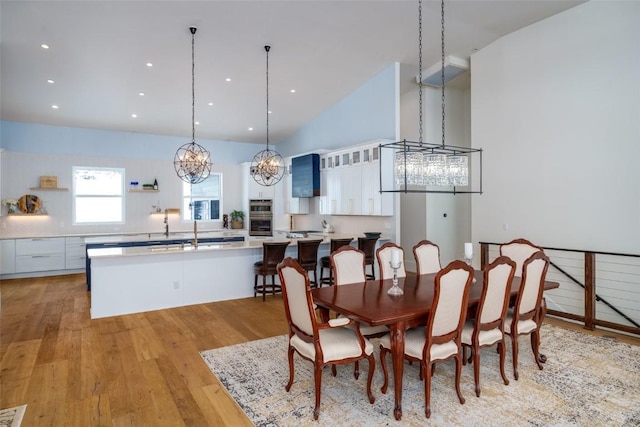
[47,79,55,84]
[51,105,59,109]
[131,113,137,118]
[268,110,272,114]
[195,121,200,125]
[208,102,213,106]
[138,92,145,96]
[290,89,296,93]
[225,78,231,82]
[146,62,153,67]
[41,44,49,49]
[248,127,253,131]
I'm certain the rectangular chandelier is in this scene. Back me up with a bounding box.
[379,140,483,194]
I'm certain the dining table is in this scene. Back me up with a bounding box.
[311,270,559,420]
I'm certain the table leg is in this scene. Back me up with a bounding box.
[389,321,406,421]
[318,306,330,323]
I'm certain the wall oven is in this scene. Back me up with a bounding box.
[249,199,273,237]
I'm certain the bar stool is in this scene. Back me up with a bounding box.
[295,239,323,288]
[319,238,353,286]
[358,236,379,280]
[253,241,290,301]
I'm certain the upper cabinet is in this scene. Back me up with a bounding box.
[319,140,393,217]
[242,162,276,200]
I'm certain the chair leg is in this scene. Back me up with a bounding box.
[379,346,389,394]
[271,275,277,298]
[511,333,520,381]
[285,346,295,392]
[313,363,322,420]
[253,274,258,298]
[455,353,466,405]
[366,354,376,404]
[472,344,481,397]
[354,361,360,380]
[498,340,509,386]
[423,360,432,418]
[262,274,267,302]
[531,329,543,370]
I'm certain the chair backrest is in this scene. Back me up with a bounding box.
[499,238,544,277]
[413,240,441,275]
[514,251,550,319]
[331,246,366,285]
[476,256,516,327]
[357,237,379,262]
[263,242,290,266]
[429,260,474,341]
[330,238,353,253]
[278,257,316,338]
[297,239,323,264]
[376,242,407,280]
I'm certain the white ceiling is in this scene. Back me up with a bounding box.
[0,0,585,145]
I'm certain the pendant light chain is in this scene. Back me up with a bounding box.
[191,27,196,143]
[441,0,446,148]
[418,0,423,145]
[265,45,270,149]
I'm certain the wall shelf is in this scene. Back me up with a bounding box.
[29,187,69,191]
[129,189,159,193]
[7,213,49,216]
[150,208,180,215]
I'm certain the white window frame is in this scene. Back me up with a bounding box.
[72,166,125,225]
[182,173,223,222]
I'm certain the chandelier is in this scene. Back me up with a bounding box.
[383,0,482,194]
[174,27,212,184]
[251,45,284,187]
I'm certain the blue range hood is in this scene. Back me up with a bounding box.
[292,154,320,198]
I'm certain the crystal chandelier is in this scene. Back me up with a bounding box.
[251,45,284,187]
[174,27,212,184]
[388,0,481,194]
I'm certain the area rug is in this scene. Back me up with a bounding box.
[0,404,26,427]
[200,325,640,426]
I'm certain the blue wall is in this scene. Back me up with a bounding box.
[278,63,398,157]
[0,121,259,164]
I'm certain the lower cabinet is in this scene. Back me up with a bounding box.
[1,239,16,274]
[65,237,86,270]
[15,237,65,273]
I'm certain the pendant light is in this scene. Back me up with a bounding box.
[250,45,284,187]
[174,27,212,184]
[384,0,483,195]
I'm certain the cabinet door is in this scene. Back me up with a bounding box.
[361,156,393,216]
[66,237,86,270]
[340,164,362,215]
[1,239,16,274]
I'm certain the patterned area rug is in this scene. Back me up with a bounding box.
[200,325,640,426]
[0,405,26,427]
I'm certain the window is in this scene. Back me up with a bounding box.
[73,167,125,224]
[183,173,222,221]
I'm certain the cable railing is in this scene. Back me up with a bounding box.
[480,242,640,337]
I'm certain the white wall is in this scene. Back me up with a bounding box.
[471,1,640,254]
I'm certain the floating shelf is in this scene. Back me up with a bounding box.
[129,189,159,193]
[150,208,180,215]
[7,213,49,216]
[29,187,69,191]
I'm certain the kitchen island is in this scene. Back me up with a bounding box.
[88,233,386,319]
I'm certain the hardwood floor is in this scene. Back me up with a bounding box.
[1,274,638,425]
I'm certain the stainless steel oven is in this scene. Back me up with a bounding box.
[249,199,273,236]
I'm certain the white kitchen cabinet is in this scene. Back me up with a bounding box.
[242,162,276,200]
[65,236,86,270]
[282,162,309,215]
[337,160,362,215]
[15,237,65,273]
[1,239,16,274]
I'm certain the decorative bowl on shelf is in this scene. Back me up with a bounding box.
[364,232,381,238]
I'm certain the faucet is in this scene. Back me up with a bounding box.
[164,209,169,237]
[193,220,198,248]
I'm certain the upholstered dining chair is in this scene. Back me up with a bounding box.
[331,246,388,337]
[277,257,375,420]
[413,240,442,275]
[379,260,474,418]
[500,238,544,277]
[358,236,380,280]
[376,242,407,280]
[461,256,516,397]
[295,239,323,288]
[253,241,290,301]
[504,251,550,380]
[319,238,353,286]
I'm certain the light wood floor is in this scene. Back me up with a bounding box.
[1,274,638,426]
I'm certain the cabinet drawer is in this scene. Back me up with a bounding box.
[66,256,86,270]
[66,244,86,258]
[66,237,85,245]
[16,254,65,273]
[16,238,65,255]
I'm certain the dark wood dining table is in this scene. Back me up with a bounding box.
[311,270,559,420]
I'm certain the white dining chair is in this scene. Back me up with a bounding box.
[499,238,544,277]
[413,240,442,275]
[376,242,407,280]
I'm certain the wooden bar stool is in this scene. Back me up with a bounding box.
[318,238,353,286]
[253,241,290,301]
[295,239,323,288]
[358,236,379,280]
